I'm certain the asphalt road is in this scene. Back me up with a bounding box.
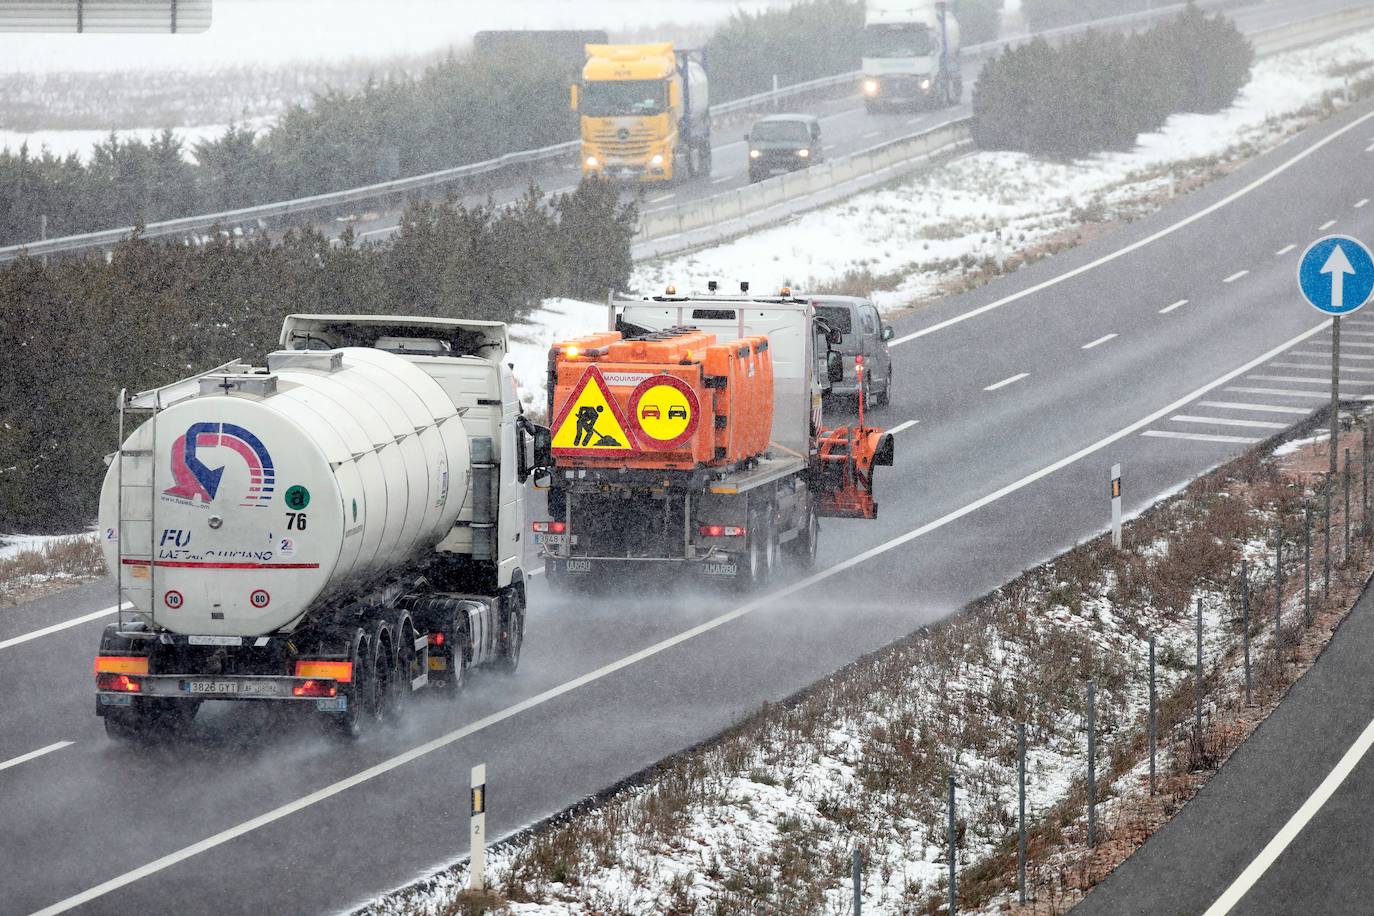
[340,0,1364,248]
[4,20,1374,916]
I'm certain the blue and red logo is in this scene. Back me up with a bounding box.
[164,422,275,508]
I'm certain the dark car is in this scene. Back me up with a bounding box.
[747,114,823,183]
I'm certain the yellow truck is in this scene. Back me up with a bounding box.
[570,43,710,184]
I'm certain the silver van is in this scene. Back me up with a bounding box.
[810,295,895,407]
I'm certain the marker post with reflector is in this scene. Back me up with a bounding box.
[1111,464,1122,548]
[469,763,487,892]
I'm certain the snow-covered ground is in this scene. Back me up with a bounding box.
[633,29,1374,313]
[0,119,274,164]
[0,531,96,562]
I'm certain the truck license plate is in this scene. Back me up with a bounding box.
[239,680,280,697]
[703,562,738,577]
[563,559,593,574]
[316,697,347,712]
[534,533,576,546]
[186,680,237,694]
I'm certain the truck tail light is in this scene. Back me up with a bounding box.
[532,521,566,534]
[292,679,337,698]
[698,525,746,537]
[294,660,353,683]
[429,632,445,646]
[97,672,142,692]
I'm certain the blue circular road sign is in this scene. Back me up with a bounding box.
[1297,235,1374,315]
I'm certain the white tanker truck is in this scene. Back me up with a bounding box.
[92,314,551,739]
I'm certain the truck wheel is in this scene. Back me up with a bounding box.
[495,587,525,674]
[763,511,779,582]
[785,500,820,569]
[330,628,378,738]
[700,141,713,178]
[384,617,416,723]
[875,378,891,408]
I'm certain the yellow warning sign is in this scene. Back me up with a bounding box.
[551,365,637,457]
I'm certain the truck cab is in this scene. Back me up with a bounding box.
[571,42,711,183]
[862,1,962,111]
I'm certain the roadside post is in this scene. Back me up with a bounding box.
[1345,448,1352,560]
[1087,680,1097,848]
[470,763,487,892]
[1195,597,1203,747]
[948,775,958,915]
[1296,236,1374,477]
[852,847,862,915]
[1111,464,1122,549]
[1304,510,1313,627]
[1148,637,1158,793]
[1325,488,1332,598]
[1241,561,1252,704]
[1018,723,1027,903]
[1274,528,1283,650]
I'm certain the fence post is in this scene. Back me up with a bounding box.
[1274,527,1283,650]
[1087,680,1097,848]
[1325,485,1332,598]
[1305,509,1313,627]
[1241,560,1252,704]
[1111,464,1123,549]
[1195,597,1203,745]
[1148,637,1157,794]
[1363,421,1369,537]
[1345,447,1352,560]
[469,763,487,892]
[852,846,862,916]
[948,775,958,916]
[1018,723,1027,903]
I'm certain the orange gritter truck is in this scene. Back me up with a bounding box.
[534,287,893,589]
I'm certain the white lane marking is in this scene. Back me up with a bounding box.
[0,740,73,773]
[1320,219,1338,231]
[711,175,732,184]
[649,193,676,204]
[0,604,124,652]
[550,185,577,194]
[1272,362,1374,373]
[1225,386,1329,399]
[1305,341,1374,349]
[30,321,1330,916]
[889,110,1374,348]
[1224,270,1250,284]
[1366,142,1374,152]
[861,130,881,139]
[984,372,1029,391]
[1198,401,1312,415]
[1292,350,1374,360]
[1356,199,1369,209]
[527,567,544,577]
[357,225,398,239]
[1160,299,1190,314]
[1143,430,1263,444]
[1276,244,1297,256]
[1338,330,1374,338]
[886,419,919,435]
[1082,333,1117,350]
[1248,375,1374,385]
[1202,715,1374,916]
[823,144,838,151]
[906,118,924,126]
[1170,415,1289,430]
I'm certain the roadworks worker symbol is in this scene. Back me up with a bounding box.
[630,375,700,450]
[551,365,637,457]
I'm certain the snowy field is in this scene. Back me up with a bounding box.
[632,29,1374,313]
[0,531,96,562]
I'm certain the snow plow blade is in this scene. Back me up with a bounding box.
[813,425,894,519]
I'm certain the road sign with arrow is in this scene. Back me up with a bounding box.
[1298,236,1374,315]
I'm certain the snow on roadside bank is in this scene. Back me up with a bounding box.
[0,531,96,562]
[507,298,612,414]
[633,30,1374,313]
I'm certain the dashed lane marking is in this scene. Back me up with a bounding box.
[1271,362,1374,373]
[1082,333,1117,349]
[1276,244,1297,256]
[0,741,73,773]
[1143,430,1263,444]
[1170,415,1288,430]
[1357,199,1369,209]
[1225,387,1329,399]
[1197,401,1312,415]
[1247,375,1374,385]
[1224,270,1250,284]
[886,419,920,435]
[1160,299,1189,314]
[1320,219,1338,230]
[984,372,1029,391]
[0,605,124,652]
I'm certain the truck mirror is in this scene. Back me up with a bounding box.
[517,418,553,483]
[827,329,844,346]
[881,325,894,342]
[827,351,844,384]
[532,423,553,471]
[569,84,579,112]
[668,80,681,109]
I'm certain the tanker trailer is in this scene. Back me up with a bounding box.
[93,314,551,739]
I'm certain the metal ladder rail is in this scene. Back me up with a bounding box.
[115,388,160,632]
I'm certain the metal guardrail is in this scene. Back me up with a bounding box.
[0,0,1363,264]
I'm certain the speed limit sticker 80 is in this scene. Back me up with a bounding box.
[249,589,271,609]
